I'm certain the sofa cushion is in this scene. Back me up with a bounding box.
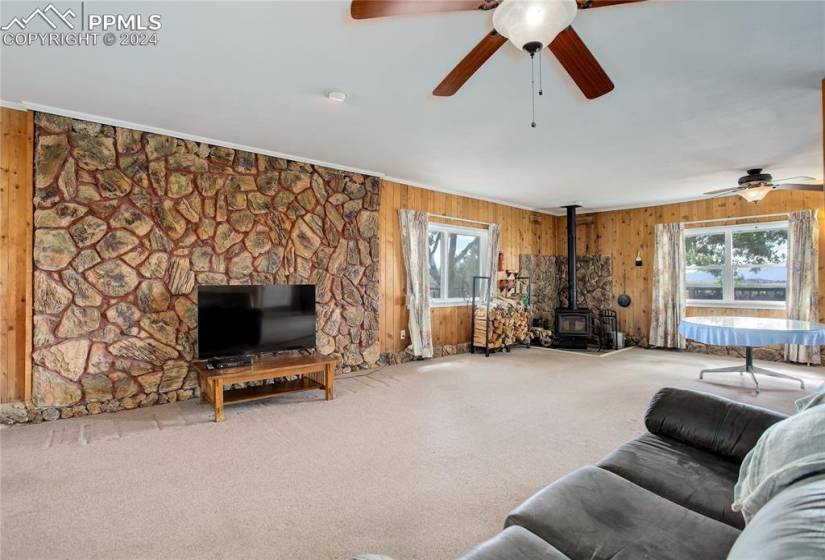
[727,475,825,560]
[458,526,570,560]
[505,466,740,560]
[645,387,785,462]
[597,432,744,528]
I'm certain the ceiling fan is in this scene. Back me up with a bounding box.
[350,0,645,100]
[704,169,824,203]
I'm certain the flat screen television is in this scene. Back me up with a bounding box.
[197,284,316,359]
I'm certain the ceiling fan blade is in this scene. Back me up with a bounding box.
[704,187,740,195]
[433,30,506,96]
[548,26,614,100]
[773,175,816,184]
[774,183,824,192]
[351,0,485,19]
[577,0,646,8]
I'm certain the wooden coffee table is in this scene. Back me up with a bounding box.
[193,354,337,422]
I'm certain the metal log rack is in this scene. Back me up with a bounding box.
[470,275,532,357]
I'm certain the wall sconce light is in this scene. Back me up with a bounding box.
[634,251,643,267]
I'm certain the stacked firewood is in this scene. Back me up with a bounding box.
[474,298,531,349]
[530,327,554,347]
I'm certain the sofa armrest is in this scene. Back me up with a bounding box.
[644,387,786,463]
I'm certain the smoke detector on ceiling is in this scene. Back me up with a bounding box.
[326,90,347,102]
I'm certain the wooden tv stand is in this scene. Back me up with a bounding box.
[193,354,336,422]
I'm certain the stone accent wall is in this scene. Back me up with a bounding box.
[519,255,562,321]
[30,112,380,417]
[685,340,785,362]
[519,254,613,326]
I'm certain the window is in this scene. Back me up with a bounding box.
[685,221,788,308]
[427,223,488,306]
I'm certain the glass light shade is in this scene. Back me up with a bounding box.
[737,185,773,203]
[493,0,578,52]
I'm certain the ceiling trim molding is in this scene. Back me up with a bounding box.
[573,194,743,215]
[15,100,388,179]
[382,175,557,215]
[0,99,27,111]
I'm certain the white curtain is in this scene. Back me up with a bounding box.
[785,210,820,364]
[649,223,686,349]
[486,224,501,301]
[398,209,433,358]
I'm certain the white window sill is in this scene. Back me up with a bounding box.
[687,300,786,311]
[431,300,473,308]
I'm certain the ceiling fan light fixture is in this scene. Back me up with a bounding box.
[493,0,578,53]
[737,185,773,203]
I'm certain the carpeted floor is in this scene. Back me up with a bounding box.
[2,348,822,560]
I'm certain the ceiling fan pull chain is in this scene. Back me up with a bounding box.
[530,53,537,128]
[538,50,543,96]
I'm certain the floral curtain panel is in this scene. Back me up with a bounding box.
[398,209,433,358]
[785,210,820,364]
[649,223,686,349]
[486,223,501,301]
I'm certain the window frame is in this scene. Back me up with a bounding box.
[427,222,489,307]
[684,220,788,310]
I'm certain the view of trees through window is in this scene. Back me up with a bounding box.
[428,226,484,302]
[447,234,480,299]
[428,232,442,299]
[685,225,787,303]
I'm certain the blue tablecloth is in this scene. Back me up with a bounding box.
[679,316,825,347]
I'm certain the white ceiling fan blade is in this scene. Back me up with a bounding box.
[704,187,741,195]
[774,183,824,192]
[710,191,738,199]
[773,175,816,184]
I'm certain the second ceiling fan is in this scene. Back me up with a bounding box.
[351,0,645,99]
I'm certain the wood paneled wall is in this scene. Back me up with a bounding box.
[0,108,34,403]
[556,192,825,343]
[379,180,557,352]
[2,80,823,400]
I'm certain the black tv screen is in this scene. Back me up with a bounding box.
[197,284,316,359]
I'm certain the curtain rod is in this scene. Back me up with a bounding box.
[682,212,789,226]
[427,213,492,226]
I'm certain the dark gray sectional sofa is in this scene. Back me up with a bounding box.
[459,387,824,560]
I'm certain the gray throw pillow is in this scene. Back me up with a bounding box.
[795,382,825,412]
[732,403,825,522]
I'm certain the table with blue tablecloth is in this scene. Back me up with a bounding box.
[679,316,825,392]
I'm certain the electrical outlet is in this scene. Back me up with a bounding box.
[400,329,406,340]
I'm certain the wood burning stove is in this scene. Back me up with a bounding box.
[554,205,592,349]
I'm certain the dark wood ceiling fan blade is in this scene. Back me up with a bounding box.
[775,183,824,192]
[548,27,614,100]
[351,0,484,19]
[577,0,646,9]
[433,30,506,96]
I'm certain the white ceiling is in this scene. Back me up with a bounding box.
[2,1,823,213]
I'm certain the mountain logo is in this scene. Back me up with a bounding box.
[1,3,76,31]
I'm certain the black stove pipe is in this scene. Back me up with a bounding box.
[563,205,580,310]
